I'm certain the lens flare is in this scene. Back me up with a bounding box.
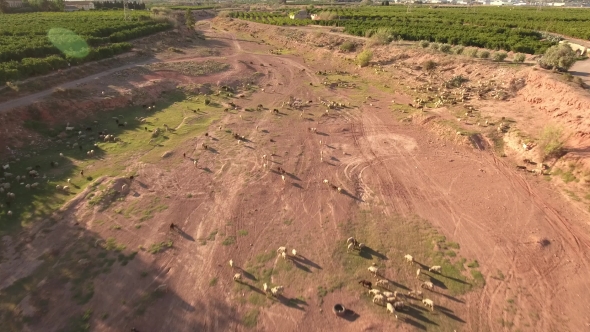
[47,28,89,58]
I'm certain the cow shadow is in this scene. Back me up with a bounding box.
[400,316,427,330]
[339,189,364,202]
[286,173,301,181]
[316,131,329,136]
[291,259,311,273]
[206,147,219,154]
[279,297,305,311]
[359,246,387,260]
[403,305,439,327]
[428,276,448,290]
[291,183,303,189]
[240,269,257,281]
[340,309,360,322]
[436,305,466,323]
[291,255,322,270]
[174,228,195,242]
[431,290,465,303]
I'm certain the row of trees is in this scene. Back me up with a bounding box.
[300,6,590,40]
[0,12,169,63]
[0,11,171,83]
[0,0,64,13]
[0,42,131,83]
[92,1,146,10]
[233,11,555,54]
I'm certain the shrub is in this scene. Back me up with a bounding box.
[466,48,478,58]
[356,49,373,67]
[539,125,565,160]
[513,53,526,63]
[453,46,465,55]
[371,27,394,45]
[492,52,508,62]
[430,42,440,51]
[447,75,468,88]
[538,43,577,71]
[439,44,452,53]
[339,41,355,52]
[479,50,490,59]
[419,40,430,48]
[423,60,437,71]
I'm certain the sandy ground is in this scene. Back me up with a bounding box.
[2,17,590,332]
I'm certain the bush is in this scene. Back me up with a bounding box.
[492,52,508,62]
[479,51,490,59]
[439,44,452,53]
[423,60,437,71]
[356,49,373,67]
[339,41,355,52]
[539,125,565,160]
[538,43,577,71]
[430,42,440,51]
[466,48,478,58]
[371,27,394,45]
[513,53,526,63]
[453,46,465,55]
[419,40,430,48]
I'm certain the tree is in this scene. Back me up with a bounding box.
[54,0,64,11]
[185,9,195,29]
[0,0,9,13]
[538,43,577,72]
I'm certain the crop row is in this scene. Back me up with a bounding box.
[231,6,590,53]
[0,42,132,83]
[0,11,170,83]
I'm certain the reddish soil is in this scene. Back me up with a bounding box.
[2,17,590,332]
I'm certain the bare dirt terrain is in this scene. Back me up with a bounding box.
[2,16,590,332]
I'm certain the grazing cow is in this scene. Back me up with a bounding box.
[358,280,372,289]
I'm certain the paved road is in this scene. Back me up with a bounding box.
[570,57,590,85]
[0,58,157,113]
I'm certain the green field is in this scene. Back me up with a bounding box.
[0,11,171,83]
[0,90,222,235]
[231,6,590,54]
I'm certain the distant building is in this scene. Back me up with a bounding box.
[289,9,310,20]
[6,0,23,7]
[64,1,95,11]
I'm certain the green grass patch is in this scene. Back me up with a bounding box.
[104,237,126,251]
[553,168,578,183]
[238,230,248,237]
[242,308,259,328]
[0,90,220,236]
[207,230,218,241]
[209,277,218,287]
[222,236,236,246]
[471,269,485,286]
[148,240,173,254]
[467,260,479,268]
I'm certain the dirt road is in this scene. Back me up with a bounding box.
[571,58,590,85]
[0,59,158,113]
[3,19,590,332]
